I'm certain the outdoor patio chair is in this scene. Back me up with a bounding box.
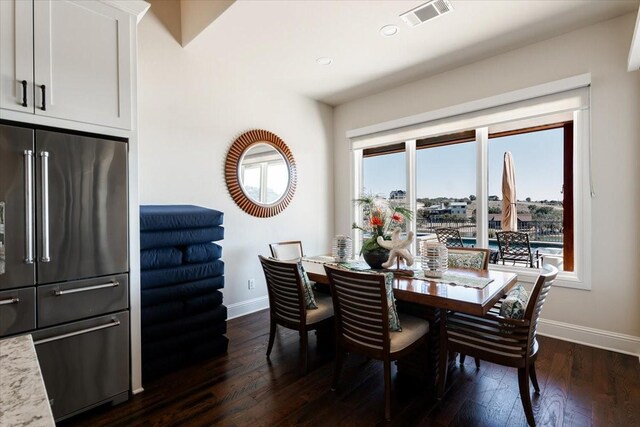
[496,231,538,268]
[435,227,464,248]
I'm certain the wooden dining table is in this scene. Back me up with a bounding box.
[302,258,518,385]
[302,259,518,317]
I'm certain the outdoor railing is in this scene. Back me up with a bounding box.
[416,218,564,244]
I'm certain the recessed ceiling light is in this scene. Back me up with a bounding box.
[316,57,333,66]
[380,25,399,37]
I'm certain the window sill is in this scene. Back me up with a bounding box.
[489,263,590,290]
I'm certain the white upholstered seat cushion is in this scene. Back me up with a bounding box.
[390,313,429,353]
[306,293,334,324]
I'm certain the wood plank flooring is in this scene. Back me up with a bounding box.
[61,309,640,426]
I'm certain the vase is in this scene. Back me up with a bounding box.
[362,246,390,270]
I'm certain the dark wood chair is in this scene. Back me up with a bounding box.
[435,227,464,247]
[324,266,429,421]
[437,265,558,426]
[446,247,491,369]
[269,240,304,261]
[258,256,333,374]
[496,231,538,268]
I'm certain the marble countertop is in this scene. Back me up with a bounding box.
[0,334,55,426]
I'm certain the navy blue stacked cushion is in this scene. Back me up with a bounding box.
[141,260,224,290]
[183,243,222,264]
[141,290,224,326]
[142,302,226,341]
[140,226,224,250]
[141,276,224,307]
[140,205,224,230]
[140,248,183,270]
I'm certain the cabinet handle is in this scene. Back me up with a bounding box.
[54,281,119,296]
[21,80,28,107]
[40,85,46,111]
[0,297,20,306]
[24,150,34,264]
[40,151,50,262]
[34,319,121,345]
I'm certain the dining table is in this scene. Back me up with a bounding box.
[301,257,518,385]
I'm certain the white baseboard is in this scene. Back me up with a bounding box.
[132,387,144,395]
[227,295,269,320]
[538,318,640,359]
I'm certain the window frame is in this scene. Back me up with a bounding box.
[351,109,591,290]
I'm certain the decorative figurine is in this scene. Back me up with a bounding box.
[377,227,415,269]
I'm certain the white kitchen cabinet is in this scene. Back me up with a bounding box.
[0,0,133,130]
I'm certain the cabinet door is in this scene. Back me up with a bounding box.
[33,1,132,129]
[0,0,35,114]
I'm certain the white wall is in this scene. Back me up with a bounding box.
[137,9,334,314]
[334,13,640,342]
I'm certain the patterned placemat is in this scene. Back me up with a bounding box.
[414,271,494,289]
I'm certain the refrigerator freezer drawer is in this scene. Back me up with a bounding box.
[37,273,128,327]
[0,287,35,336]
[33,311,129,421]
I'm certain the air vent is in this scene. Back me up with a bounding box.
[400,0,454,27]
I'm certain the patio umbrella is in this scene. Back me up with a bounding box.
[501,151,518,231]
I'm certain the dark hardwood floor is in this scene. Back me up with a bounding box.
[62,309,640,426]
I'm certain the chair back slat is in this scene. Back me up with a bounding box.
[435,227,464,247]
[259,256,305,326]
[525,265,558,346]
[269,241,304,261]
[325,266,389,355]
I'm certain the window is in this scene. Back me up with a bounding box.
[416,131,476,247]
[349,78,590,288]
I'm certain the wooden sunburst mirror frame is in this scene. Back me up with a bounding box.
[225,129,297,218]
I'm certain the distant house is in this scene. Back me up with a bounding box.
[389,190,406,200]
[450,202,467,216]
[488,213,533,229]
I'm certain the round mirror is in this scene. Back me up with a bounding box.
[225,130,297,217]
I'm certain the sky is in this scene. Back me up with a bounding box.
[362,128,564,202]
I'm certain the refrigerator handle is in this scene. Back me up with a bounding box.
[24,150,34,264]
[40,151,51,263]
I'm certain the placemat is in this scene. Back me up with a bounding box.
[414,271,494,289]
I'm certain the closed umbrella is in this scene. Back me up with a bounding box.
[501,151,517,231]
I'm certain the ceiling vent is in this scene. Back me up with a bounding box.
[400,0,454,27]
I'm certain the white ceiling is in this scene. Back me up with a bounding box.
[188,0,639,106]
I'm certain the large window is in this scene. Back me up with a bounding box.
[488,123,572,271]
[416,131,477,246]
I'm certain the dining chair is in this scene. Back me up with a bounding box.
[324,266,429,421]
[269,240,305,261]
[446,247,491,270]
[435,227,464,248]
[437,265,558,426]
[496,231,538,268]
[446,247,491,369]
[258,256,334,374]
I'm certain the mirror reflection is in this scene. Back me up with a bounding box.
[240,143,289,205]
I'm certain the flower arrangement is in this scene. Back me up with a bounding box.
[352,195,413,254]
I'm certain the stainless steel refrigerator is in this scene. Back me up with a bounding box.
[0,123,130,421]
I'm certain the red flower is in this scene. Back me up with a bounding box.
[370,216,383,227]
[392,213,403,222]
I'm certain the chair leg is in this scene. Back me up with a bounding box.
[459,354,466,364]
[383,359,392,421]
[332,349,346,391]
[518,367,536,426]
[266,321,277,357]
[300,331,308,374]
[474,357,481,369]
[529,363,540,394]
[437,349,449,399]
